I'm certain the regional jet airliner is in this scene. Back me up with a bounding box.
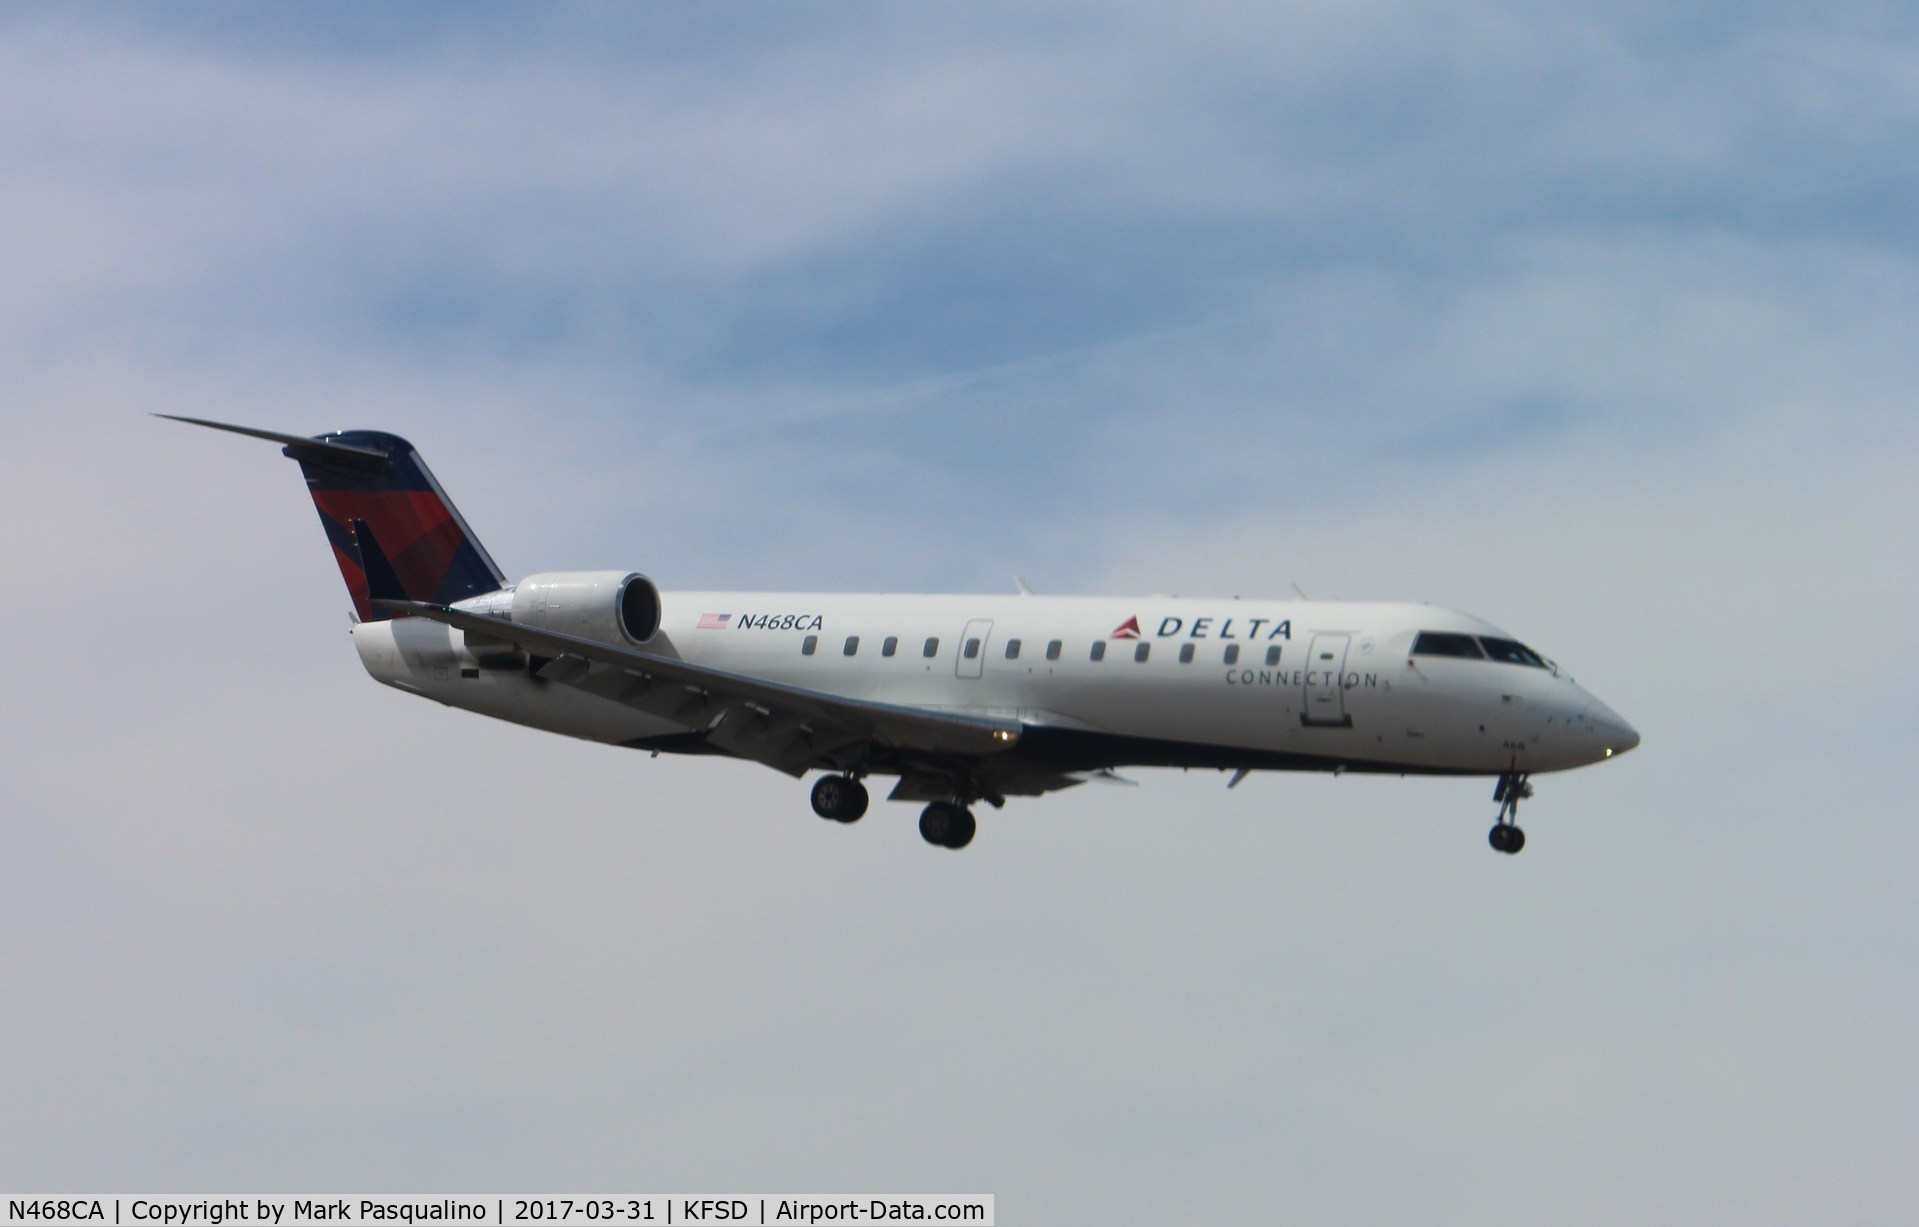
[164,416,1638,853]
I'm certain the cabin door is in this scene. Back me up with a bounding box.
[1302,632,1353,727]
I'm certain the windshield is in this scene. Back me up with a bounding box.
[1411,631,1551,669]
[1411,631,1484,659]
[1478,637,1548,668]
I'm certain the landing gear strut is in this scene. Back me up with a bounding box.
[918,801,976,849]
[810,774,869,823]
[1488,771,1531,854]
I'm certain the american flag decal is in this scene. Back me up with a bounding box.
[697,613,732,629]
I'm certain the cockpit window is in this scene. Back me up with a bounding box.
[1412,631,1485,659]
[1479,637,1548,668]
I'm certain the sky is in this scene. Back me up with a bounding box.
[1,3,1915,1222]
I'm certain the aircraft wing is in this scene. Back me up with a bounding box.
[381,600,1024,778]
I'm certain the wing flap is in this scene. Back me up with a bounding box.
[704,704,845,777]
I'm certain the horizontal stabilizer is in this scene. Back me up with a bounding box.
[154,414,390,466]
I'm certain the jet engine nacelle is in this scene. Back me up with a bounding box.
[511,571,662,646]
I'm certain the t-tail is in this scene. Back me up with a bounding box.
[157,415,507,620]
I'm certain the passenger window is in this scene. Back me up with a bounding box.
[1178,643,1195,664]
[1479,637,1547,668]
[802,635,818,656]
[1223,644,1240,665]
[1046,640,1062,661]
[1134,642,1150,662]
[1090,640,1107,661]
[1005,638,1022,660]
[964,638,981,660]
[843,636,859,656]
[882,636,898,657]
[923,637,939,658]
[1412,631,1485,659]
[1265,645,1282,667]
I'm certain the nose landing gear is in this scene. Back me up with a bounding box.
[1489,770,1531,855]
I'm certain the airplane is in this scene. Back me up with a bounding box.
[162,415,1639,854]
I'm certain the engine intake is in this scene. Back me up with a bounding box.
[510,571,661,646]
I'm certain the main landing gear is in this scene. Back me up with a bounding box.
[1489,770,1531,855]
[918,801,976,850]
[807,774,979,848]
[810,774,869,823]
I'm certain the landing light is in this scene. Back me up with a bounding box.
[993,728,1017,743]
[1604,747,1614,758]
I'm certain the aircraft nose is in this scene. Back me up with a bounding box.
[1584,698,1640,760]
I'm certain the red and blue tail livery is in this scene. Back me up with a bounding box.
[157,416,505,621]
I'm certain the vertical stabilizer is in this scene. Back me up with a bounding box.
[158,416,507,620]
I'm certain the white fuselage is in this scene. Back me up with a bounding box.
[348,592,1638,779]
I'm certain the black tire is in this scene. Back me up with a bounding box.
[918,802,976,849]
[945,807,976,849]
[836,779,869,823]
[919,802,954,846]
[1489,823,1525,855]
[1506,825,1525,854]
[811,775,849,820]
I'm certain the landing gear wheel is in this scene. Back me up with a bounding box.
[1489,823,1526,854]
[810,775,846,820]
[810,775,869,823]
[837,779,869,822]
[918,802,954,846]
[918,801,976,849]
[946,807,976,849]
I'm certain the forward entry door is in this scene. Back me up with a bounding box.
[1302,632,1353,727]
